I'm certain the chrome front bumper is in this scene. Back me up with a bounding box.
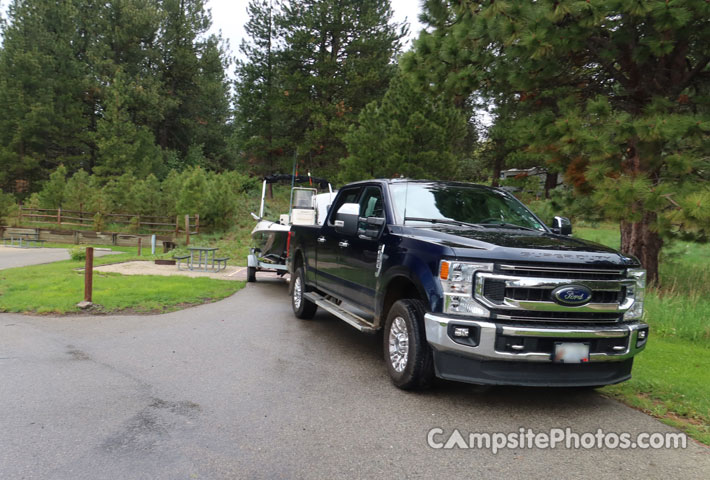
[424,313,649,363]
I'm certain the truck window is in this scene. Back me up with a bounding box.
[358,187,384,219]
[327,188,360,225]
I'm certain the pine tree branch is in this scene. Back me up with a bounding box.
[585,36,633,93]
[676,55,710,95]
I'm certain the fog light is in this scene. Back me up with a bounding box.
[636,328,649,348]
[454,327,469,337]
[448,324,481,347]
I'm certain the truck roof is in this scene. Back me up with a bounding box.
[342,178,502,192]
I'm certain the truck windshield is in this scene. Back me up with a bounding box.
[389,183,546,232]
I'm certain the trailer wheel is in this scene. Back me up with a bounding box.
[246,266,256,282]
[383,299,434,390]
[292,267,317,319]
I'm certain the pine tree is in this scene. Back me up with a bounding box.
[64,169,95,213]
[407,0,710,284]
[128,174,163,215]
[0,189,16,222]
[102,173,138,213]
[277,0,405,176]
[233,0,405,177]
[156,0,231,169]
[93,72,163,178]
[176,166,208,215]
[233,0,283,175]
[342,71,466,181]
[0,0,92,191]
[37,165,68,208]
[0,0,233,189]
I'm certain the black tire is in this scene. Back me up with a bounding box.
[291,266,317,319]
[246,266,257,282]
[383,299,435,390]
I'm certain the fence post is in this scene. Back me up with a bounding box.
[84,247,94,304]
[18,202,23,225]
[57,207,62,225]
[185,215,190,246]
[195,214,199,234]
[137,237,142,256]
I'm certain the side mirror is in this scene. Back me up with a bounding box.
[551,216,572,236]
[334,203,359,236]
[358,216,385,239]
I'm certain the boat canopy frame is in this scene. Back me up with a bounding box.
[259,174,333,218]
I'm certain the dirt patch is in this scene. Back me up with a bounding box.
[94,260,250,281]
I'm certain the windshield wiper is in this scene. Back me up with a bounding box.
[478,222,539,232]
[404,217,482,229]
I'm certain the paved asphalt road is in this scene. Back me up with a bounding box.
[0,246,118,270]
[2,279,709,479]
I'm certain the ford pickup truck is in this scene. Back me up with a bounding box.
[287,179,648,390]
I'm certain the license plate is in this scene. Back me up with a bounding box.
[553,342,590,363]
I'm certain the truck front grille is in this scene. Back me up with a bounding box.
[498,263,625,280]
[484,279,625,304]
[475,263,632,325]
[491,309,622,324]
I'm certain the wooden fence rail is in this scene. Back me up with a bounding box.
[18,205,199,235]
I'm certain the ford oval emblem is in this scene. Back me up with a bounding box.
[551,285,592,306]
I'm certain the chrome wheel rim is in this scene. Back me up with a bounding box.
[293,276,302,309]
[388,316,409,373]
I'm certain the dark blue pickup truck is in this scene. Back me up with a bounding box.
[288,179,648,390]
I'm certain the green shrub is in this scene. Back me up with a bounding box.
[26,165,263,233]
[0,190,16,222]
[69,247,86,261]
[127,216,141,233]
[93,212,105,232]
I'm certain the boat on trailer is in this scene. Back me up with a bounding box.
[247,174,334,282]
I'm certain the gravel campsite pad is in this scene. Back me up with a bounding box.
[94,260,288,283]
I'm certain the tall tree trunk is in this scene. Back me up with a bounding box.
[491,153,504,187]
[544,172,557,199]
[619,139,662,285]
[620,210,662,285]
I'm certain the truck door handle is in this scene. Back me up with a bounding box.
[317,236,326,243]
[338,240,349,248]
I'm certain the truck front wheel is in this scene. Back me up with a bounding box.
[383,299,434,390]
[291,266,317,319]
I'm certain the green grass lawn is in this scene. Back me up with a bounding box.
[602,338,710,445]
[575,224,710,444]
[0,247,243,314]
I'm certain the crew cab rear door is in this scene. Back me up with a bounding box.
[314,186,361,296]
[337,185,386,311]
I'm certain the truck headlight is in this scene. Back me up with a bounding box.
[439,261,493,316]
[623,268,646,321]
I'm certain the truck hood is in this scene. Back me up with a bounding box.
[392,225,637,265]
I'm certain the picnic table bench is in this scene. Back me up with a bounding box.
[175,247,229,272]
[2,229,46,248]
